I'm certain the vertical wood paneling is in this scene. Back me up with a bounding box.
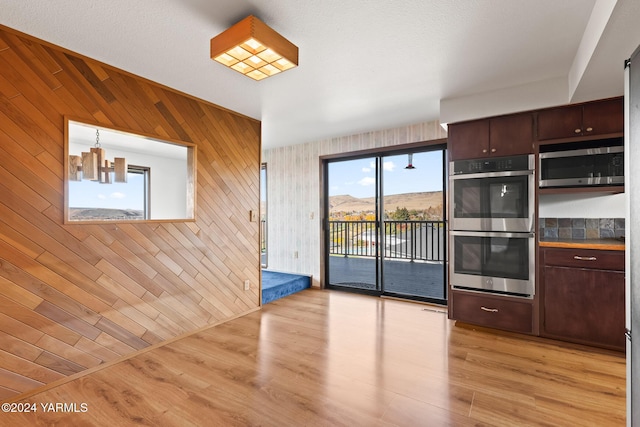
[0,24,261,400]
[263,122,447,285]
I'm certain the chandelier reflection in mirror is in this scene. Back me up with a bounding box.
[65,119,196,223]
[68,129,128,184]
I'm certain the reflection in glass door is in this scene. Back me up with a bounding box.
[325,148,447,303]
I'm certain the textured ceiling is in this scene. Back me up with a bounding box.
[2,0,640,149]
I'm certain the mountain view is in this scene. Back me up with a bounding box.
[329,191,443,219]
[69,208,144,221]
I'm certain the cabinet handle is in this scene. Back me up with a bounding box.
[482,149,487,153]
[574,128,581,133]
[573,255,597,261]
[480,306,498,313]
[491,148,496,153]
[586,127,593,132]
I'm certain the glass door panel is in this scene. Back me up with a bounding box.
[260,163,267,267]
[381,151,446,301]
[327,157,379,291]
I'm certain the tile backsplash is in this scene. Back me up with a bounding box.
[540,218,625,240]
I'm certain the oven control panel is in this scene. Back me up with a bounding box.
[451,154,533,175]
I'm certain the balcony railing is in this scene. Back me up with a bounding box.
[328,220,445,262]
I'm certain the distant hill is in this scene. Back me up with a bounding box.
[69,208,144,221]
[329,191,443,214]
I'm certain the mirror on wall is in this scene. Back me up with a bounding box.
[64,118,196,223]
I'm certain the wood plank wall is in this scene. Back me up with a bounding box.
[0,24,261,400]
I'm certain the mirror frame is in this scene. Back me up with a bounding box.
[63,117,197,224]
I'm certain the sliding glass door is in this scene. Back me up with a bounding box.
[381,151,446,300]
[325,147,447,303]
[326,157,380,292]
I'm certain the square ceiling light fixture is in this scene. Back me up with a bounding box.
[210,15,298,81]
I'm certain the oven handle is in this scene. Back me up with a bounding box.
[450,169,534,179]
[450,230,535,238]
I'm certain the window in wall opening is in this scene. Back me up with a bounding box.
[68,165,151,221]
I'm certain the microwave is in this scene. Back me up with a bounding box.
[539,145,624,188]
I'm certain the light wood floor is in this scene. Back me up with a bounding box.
[2,289,626,426]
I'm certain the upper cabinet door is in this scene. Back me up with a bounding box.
[489,113,533,157]
[448,114,533,161]
[448,119,489,161]
[537,105,583,140]
[582,97,624,136]
[537,97,624,141]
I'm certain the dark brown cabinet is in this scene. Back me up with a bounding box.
[449,290,535,334]
[448,113,533,161]
[537,97,623,141]
[447,119,489,161]
[540,247,625,351]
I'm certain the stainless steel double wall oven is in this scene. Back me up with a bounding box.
[449,154,535,297]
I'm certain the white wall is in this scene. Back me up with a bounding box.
[539,192,626,218]
[440,77,570,125]
[262,121,447,287]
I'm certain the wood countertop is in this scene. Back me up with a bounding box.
[539,238,625,251]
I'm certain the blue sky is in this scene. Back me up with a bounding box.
[328,151,444,198]
[68,173,145,210]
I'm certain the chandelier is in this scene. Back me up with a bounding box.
[68,129,127,183]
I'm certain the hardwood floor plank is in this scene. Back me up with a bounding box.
[382,394,478,427]
[0,288,625,426]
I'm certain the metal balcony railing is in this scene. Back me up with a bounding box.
[328,220,445,262]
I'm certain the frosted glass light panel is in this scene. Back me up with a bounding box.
[65,119,196,223]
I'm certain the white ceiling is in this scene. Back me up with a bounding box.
[2,0,640,150]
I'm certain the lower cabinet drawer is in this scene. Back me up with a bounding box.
[542,248,624,270]
[451,291,534,334]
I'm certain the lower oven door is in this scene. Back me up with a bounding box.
[450,230,535,297]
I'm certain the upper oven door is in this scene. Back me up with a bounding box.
[450,169,535,232]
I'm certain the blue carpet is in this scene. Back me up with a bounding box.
[262,270,311,304]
